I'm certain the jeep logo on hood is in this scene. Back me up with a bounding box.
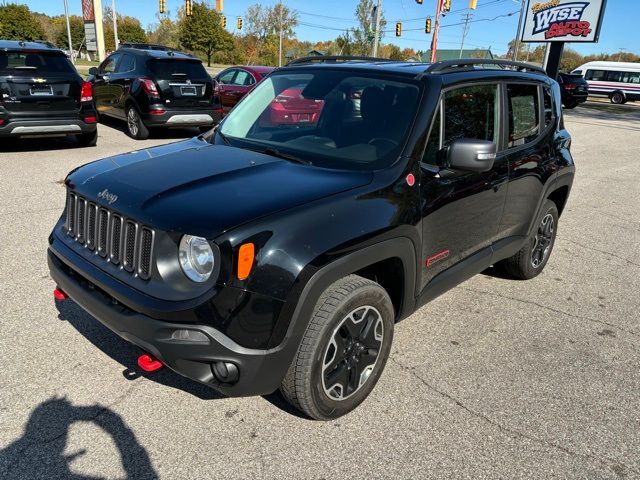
[98,189,118,205]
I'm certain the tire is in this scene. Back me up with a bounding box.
[610,92,625,105]
[499,200,559,280]
[563,100,577,109]
[76,129,97,147]
[281,275,394,420]
[126,105,149,140]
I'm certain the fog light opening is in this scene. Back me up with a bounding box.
[170,329,209,343]
[212,361,239,384]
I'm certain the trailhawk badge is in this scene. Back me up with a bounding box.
[97,189,118,205]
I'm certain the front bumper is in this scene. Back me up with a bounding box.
[0,118,96,137]
[48,247,297,397]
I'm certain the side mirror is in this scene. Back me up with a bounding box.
[88,67,99,76]
[446,139,496,172]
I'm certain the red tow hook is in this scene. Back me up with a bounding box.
[137,354,163,372]
[53,288,68,301]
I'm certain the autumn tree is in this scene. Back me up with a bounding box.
[0,4,45,41]
[54,15,85,51]
[147,12,179,49]
[351,0,386,56]
[178,1,234,66]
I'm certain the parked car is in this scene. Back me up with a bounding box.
[571,60,640,104]
[213,65,274,114]
[0,40,97,146]
[88,44,218,139]
[258,86,325,127]
[557,72,588,109]
[48,57,574,420]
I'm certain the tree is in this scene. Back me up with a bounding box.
[245,2,298,41]
[560,47,584,72]
[178,1,234,66]
[0,4,45,41]
[54,15,85,51]
[351,0,386,56]
[147,12,179,49]
[102,8,147,52]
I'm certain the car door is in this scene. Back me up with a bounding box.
[499,83,557,239]
[92,53,121,116]
[107,52,136,120]
[419,83,508,292]
[215,68,239,113]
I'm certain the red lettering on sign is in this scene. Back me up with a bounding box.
[545,21,592,39]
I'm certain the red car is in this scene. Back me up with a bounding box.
[213,65,274,114]
[260,87,325,127]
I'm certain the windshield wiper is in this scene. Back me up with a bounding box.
[215,128,231,145]
[258,147,312,165]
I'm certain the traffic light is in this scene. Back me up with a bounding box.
[159,0,165,14]
[425,17,432,34]
[395,22,402,37]
[470,0,477,8]
[237,17,243,29]
[185,0,192,16]
[415,0,423,4]
[444,0,451,11]
[221,15,227,28]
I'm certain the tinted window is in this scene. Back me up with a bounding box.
[507,84,539,147]
[622,72,640,84]
[100,54,120,74]
[0,51,75,75]
[117,54,135,73]
[147,59,208,80]
[585,69,606,81]
[443,84,499,147]
[572,70,582,75]
[218,69,236,84]
[422,106,441,166]
[606,70,622,82]
[543,87,554,128]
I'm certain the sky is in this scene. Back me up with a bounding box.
[22,0,640,57]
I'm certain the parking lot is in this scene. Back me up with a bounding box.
[0,102,639,479]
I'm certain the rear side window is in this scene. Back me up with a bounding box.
[443,84,499,147]
[543,87,554,128]
[507,84,540,148]
[148,60,208,80]
[0,51,75,75]
[585,69,606,81]
[117,54,135,73]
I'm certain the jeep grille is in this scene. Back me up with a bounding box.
[63,190,155,280]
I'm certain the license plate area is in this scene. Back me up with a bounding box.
[30,85,53,96]
[180,86,197,96]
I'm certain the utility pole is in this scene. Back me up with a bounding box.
[459,12,472,59]
[430,0,444,63]
[372,0,382,57]
[63,0,74,63]
[617,48,626,61]
[278,2,283,67]
[512,0,525,61]
[112,0,119,50]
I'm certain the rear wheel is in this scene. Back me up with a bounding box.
[610,92,625,105]
[499,200,559,280]
[281,275,394,420]
[76,129,97,147]
[126,106,149,140]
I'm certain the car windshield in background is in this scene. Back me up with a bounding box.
[0,51,75,75]
[147,59,208,80]
[218,70,421,170]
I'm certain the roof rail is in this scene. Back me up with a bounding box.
[422,58,547,76]
[285,55,396,66]
[118,43,178,52]
[33,40,58,49]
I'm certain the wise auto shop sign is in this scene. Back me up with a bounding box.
[521,0,607,42]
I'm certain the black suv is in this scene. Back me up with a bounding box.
[48,57,574,420]
[557,72,589,109]
[88,45,218,140]
[0,40,97,146]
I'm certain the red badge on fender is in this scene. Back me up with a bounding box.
[406,173,415,186]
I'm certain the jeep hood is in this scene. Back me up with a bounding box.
[66,138,373,238]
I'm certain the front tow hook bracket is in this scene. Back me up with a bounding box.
[137,354,163,372]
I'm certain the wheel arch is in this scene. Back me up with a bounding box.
[547,185,570,217]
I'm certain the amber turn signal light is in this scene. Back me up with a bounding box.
[237,243,255,280]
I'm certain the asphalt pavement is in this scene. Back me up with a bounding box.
[0,102,639,479]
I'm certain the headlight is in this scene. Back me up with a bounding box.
[179,235,214,282]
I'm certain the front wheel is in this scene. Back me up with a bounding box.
[126,106,149,140]
[499,200,559,280]
[280,275,394,420]
[610,92,625,105]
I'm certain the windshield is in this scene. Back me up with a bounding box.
[218,69,421,170]
[0,51,75,75]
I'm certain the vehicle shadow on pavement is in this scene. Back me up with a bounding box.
[55,300,225,401]
[0,136,82,153]
[0,396,158,480]
[98,115,207,140]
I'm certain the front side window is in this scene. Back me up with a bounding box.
[507,84,540,148]
[218,69,236,84]
[100,54,120,74]
[218,70,421,170]
[233,70,254,86]
[442,84,499,148]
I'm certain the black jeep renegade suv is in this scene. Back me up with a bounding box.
[48,57,574,420]
[0,40,98,146]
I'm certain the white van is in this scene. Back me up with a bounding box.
[571,61,640,104]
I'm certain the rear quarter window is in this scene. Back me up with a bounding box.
[507,84,540,148]
[148,60,208,80]
[0,51,75,75]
